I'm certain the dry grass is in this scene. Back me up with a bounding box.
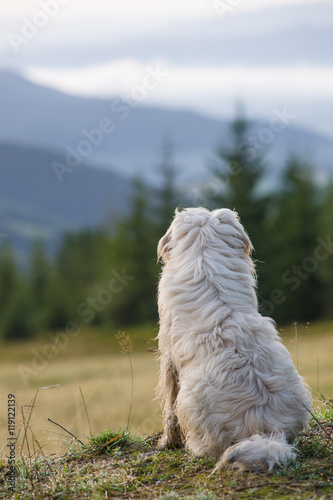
[1,405,333,499]
[281,321,333,406]
[0,320,332,459]
[0,321,333,498]
[0,352,160,457]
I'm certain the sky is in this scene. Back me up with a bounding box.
[0,0,333,135]
[0,0,322,17]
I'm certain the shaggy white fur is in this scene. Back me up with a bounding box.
[156,207,312,471]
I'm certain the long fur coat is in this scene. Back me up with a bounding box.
[156,207,312,471]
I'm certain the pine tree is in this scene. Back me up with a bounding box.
[264,158,322,322]
[2,285,34,341]
[51,229,108,329]
[108,177,157,325]
[155,140,180,234]
[206,112,270,310]
[208,112,268,251]
[0,245,18,311]
[319,181,333,318]
[29,240,51,331]
[0,246,34,340]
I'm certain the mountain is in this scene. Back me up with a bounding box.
[1,71,333,184]
[1,71,333,265]
[0,143,131,266]
[0,70,229,181]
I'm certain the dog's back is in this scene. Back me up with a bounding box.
[157,207,312,471]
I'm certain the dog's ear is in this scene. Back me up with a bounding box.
[159,207,224,258]
[157,208,181,262]
[212,208,253,255]
[157,228,172,262]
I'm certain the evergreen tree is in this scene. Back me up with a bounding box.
[0,246,34,340]
[208,112,268,251]
[155,140,180,234]
[206,112,270,310]
[264,158,322,322]
[57,231,103,291]
[45,273,74,330]
[319,181,333,318]
[50,229,109,329]
[29,240,51,331]
[108,177,157,325]
[2,285,34,341]
[0,245,18,308]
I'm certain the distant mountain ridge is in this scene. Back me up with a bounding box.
[0,142,131,266]
[1,71,333,265]
[1,71,333,183]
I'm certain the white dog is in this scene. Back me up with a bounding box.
[156,207,312,471]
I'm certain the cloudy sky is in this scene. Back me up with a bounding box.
[1,0,332,135]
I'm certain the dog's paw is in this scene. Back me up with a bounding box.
[157,431,183,450]
[157,434,170,450]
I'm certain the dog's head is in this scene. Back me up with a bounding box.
[157,207,253,263]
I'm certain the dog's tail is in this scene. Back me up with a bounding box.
[216,433,296,472]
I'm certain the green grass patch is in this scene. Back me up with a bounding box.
[78,428,136,458]
[1,399,333,500]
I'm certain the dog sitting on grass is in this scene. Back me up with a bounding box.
[156,207,312,471]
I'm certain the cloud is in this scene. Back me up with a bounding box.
[0,0,326,17]
[25,61,333,100]
[2,2,332,68]
[2,0,333,136]
[23,60,333,136]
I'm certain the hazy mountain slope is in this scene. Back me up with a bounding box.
[0,143,131,265]
[1,71,333,183]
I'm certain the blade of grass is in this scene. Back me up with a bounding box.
[79,386,92,435]
[47,417,84,446]
[29,427,57,482]
[21,338,59,456]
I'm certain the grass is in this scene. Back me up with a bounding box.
[0,323,160,456]
[0,352,160,456]
[0,320,332,498]
[1,400,333,499]
[280,321,333,406]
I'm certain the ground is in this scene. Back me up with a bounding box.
[1,409,333,499]
[0,321,333,498]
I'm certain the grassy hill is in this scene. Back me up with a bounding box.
[1,412,333,499]
[0,321,332,498]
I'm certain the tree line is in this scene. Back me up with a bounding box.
[1,117,332,341]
